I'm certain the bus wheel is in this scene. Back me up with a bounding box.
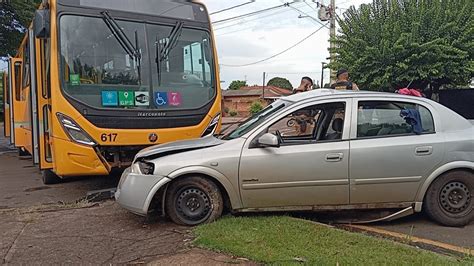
[18,148,30,156]
[165,176,223,226]
[42,170,62,185]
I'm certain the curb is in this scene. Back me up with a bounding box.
[339,224,473,257]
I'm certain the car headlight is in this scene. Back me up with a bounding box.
[137,161,155,175]
[201,113,220,137]
[57,113,96,146]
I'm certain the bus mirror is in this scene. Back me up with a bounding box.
[34,9,50,39]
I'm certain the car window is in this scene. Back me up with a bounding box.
[357,101,435,138]
[268,102,346,143]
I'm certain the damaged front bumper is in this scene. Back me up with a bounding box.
[115,167,171,216]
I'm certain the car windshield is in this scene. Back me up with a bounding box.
[59,15,215,111]
[222,101,288,140]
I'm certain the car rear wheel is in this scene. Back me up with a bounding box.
[165,176,223,226]
[42,169,62,185]
[424,170,473,227]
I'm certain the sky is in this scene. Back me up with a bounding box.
[0,0,372,89]
[204,0,372,88]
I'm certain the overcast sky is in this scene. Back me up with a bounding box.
[0,0,372,88]
[205,0,372,88]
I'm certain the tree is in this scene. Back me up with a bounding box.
[0,0,40,60]
[228,80,247,90]
[249,101,264,115]
[267,77,293,90]
[331,0,473,93]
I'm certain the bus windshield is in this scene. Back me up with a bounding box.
[60,15,215,111]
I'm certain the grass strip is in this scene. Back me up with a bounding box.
[194,216,472,265]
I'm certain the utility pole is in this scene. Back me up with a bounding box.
[321,62,327,88]
[262,72,266,100]
[329,0,336,83]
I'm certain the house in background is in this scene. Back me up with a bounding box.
[221,85,292,117]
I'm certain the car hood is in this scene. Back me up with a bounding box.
[134,136,226,161]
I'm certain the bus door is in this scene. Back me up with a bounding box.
[2,72,11,138]
[10,57,25,148]
[35,35,53,169]
[28,29,39,164]
[7,60,14,143]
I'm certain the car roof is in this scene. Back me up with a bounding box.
[284,88,400,102]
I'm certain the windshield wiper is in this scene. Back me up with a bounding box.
[101,11,142,85]
[160,21,183,62]
[155,35,162,86]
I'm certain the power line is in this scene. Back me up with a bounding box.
[210,1,255,15]
[212,2,295,25]
[220,23,329,67]
[288,4,329,29]
[214,4,303,31]
[304,1,319,13]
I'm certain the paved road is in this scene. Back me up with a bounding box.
[0,124,249,264]
[372,213,474,249]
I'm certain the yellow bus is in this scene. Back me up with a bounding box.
[6,0,221,184]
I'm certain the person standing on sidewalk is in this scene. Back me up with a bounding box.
[330,69,359,91]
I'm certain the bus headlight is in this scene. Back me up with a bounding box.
[201,113,220,137]
[57,113,96,146]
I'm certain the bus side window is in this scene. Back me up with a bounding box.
[22,40,31,89]
[14,62,22,101]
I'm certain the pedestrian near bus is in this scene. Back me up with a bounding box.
[330,69,359,91]
[293,76,314,94]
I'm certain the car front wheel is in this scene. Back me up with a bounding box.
[424,170,473,227]
[165,176,223,226]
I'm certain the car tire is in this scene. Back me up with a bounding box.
[424,170,474,227]
[165,176,223,226]
[42,169,62,185]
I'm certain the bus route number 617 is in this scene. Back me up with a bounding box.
[101,133,117,142]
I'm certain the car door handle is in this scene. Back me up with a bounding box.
[325,153,343,162]
[415,146,433,156]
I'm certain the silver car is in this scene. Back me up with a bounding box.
[115,89,474,226]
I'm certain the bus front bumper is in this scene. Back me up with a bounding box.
[115,167,171,216]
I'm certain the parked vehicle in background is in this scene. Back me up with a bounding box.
[116,89,474,227]
[4,0,221,184]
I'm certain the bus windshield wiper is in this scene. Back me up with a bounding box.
[155,35,162,86]
[155,21,183,86]
[160,21,184,62]
[101,11,142,84]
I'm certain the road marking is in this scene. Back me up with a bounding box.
[342,224,473,256]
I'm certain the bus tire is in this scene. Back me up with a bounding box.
[18,148,29,156]
[42,170,62,185]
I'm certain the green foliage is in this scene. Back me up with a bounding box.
[267,77,293,90]
[0,0,40,59]
[228,80,247,90]
[249,101,264,115]
[331,0,474,92]
[229,109,238,117]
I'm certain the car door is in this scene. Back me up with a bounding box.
[239,99,351,209]
[349,98,444,204]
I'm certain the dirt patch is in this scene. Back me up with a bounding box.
[0,201,252,264]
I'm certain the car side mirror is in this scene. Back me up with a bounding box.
[257,133,280,148]
[34,9,50,39]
